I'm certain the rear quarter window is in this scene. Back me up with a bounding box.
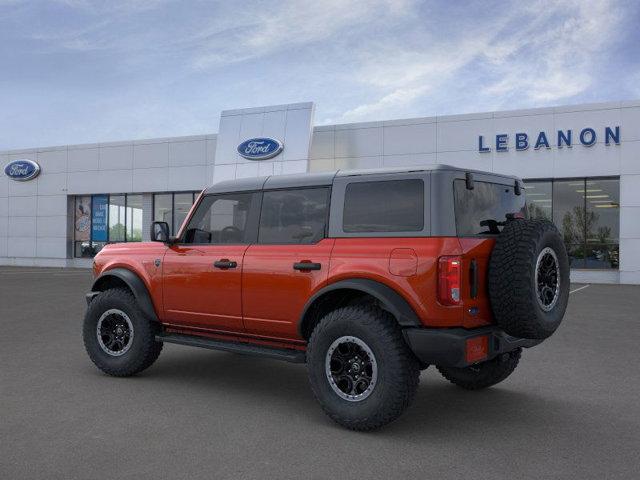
[343,179,424,233]
[454,179,526,235]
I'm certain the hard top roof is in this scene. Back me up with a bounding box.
[203,164,520,194]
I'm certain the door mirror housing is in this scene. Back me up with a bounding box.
[151,221,170,243]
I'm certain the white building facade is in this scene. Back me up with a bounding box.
[1,100,639,284]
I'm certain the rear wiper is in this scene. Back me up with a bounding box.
[479,219,504,234]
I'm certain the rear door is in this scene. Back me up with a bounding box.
[242,187,333,341]
[162,192,260,332]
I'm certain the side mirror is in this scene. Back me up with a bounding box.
[151,221,170,243]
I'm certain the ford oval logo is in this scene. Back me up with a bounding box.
[4,159,41,181]
[237,137,283,160]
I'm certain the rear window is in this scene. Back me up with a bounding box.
[343,179,424,233]
[454,180,526,235]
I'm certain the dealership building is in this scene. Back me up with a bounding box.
[1,100,639,284]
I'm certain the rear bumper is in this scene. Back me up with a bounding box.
[403,326,542,369]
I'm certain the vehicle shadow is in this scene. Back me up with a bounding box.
[138,347,597,439]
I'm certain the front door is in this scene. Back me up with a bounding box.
[162,192,260,332]
[242,187,333,340]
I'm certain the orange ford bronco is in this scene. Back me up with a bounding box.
[83,166,569,430]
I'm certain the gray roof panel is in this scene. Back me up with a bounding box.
[263,171,337,189]
[203,165,519,195]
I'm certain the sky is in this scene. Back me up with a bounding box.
[1,0,639,150]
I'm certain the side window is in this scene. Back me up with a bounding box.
[258,188,329,244]
[343,179,424,232]
[183,193,254,244]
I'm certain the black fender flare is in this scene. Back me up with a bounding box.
[298,278,422,337]
[90,268,159,322]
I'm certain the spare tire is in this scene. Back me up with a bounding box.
[488,219,569,339]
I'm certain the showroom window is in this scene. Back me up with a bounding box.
[74,193,145,258]
[152,191,199,235]
[524,178,619,270]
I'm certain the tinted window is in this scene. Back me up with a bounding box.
[343,179,424,233]
[183,193,254,244]
[454,180,526,235]
[259,188,329,244]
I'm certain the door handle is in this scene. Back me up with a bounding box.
[293,261,321,271]
[214,259,237,269]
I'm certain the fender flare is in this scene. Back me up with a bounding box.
[91,268,159,322]
[298,278,422,337]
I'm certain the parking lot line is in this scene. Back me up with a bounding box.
[570,284,590,294]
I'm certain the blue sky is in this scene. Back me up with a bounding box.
[1,0,639,150]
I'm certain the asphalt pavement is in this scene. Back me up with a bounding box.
[1,267,639,479]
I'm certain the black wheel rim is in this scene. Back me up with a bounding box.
[96,309,134,356]
[535,247,560,312]
[325,336,378,402]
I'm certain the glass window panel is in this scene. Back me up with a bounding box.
[566,243,587,269]
[74,241,93,258]
[109,195,126,242]
[454,180,526,236]
[585,179,619,245]
[524,180,552,221]
[584,243,619,270]
[259,188,329,244]
[126,194,143,242]
[154,193,173,233]
[184,193,254,244]
[552,180,586,246]
[74,196,91,243]
[343,180,423,233]
[174,193,194,235]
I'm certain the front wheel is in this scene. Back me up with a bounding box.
[83,288,163,376]
[437,348,521,390]
[307,305,420,431]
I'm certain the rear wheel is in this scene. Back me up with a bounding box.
[83,288,163,376]
[307,305,420,431]
[437,348,521,390]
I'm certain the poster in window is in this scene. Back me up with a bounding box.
[75,196,91,241]
[91,195,108,242]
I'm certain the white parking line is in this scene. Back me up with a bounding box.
[570,284,590,294]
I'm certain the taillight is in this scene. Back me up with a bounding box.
[438,256,461,306]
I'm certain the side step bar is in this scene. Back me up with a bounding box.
[156,333,307,364]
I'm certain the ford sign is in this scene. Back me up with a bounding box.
[237,138,283,160]
[4,159,41,181]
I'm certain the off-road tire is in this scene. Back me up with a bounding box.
[437,348,521,390]
[307,305,420,431]
[488,219,569,339]
[83,288,163,376]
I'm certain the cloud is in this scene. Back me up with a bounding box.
[334,0,626,122]
[190,0,415,69]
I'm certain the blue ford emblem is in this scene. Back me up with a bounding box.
[4,159,41,181]
[237,137,283,160]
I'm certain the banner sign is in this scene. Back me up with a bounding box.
[91,195,108,242]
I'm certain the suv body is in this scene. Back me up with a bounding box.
[85,165,567,430]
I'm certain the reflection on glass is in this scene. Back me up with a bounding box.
[126,194,143,242]
[109,195,126,242]
[154,193,173,233]
[524,181,552,220]
[553,179,588,246]
[174,193,194,235]
[584,179,619,269]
